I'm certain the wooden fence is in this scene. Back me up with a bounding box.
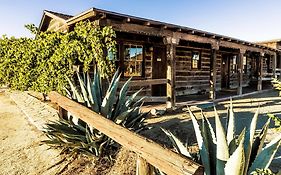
[49,91,204,175]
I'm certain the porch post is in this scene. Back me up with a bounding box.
[258,52,264,91]
[237,49,246,95]
[164,37,179,109]
[272,52,277,78]
[209,43,219,100]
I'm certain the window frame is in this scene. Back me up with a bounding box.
[191,51,202,70]
[122,43,145,78]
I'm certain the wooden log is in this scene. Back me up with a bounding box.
[48,91,204,175]
[136,156,152,175]
[237,50,245,95]
[258,53,264,91]
[165,37,179,109]
[209,48,217,99]
[273,53,277,78]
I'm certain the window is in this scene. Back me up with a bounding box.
[191,51,201,69]
[124,44,143,77]
[232,55,237,73]
[243,56,247,73]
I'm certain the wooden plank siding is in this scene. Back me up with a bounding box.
[175,47,212,96]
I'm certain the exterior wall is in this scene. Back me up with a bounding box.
[47,19,65,32]
[175,46,212,96]
[127,46,153,96]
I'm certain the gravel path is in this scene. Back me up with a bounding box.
[0,91,62,175]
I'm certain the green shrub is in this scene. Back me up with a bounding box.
[0,20,116,94]
[162,101,281,175]
[43,69,148,157]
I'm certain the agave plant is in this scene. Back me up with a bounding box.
[43,69,148,157]
[162,101,281,175]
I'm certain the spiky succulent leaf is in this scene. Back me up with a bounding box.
[250,118,271,166]
[248,134,281,173]
[214,107,229,175]
[76,71,90,107]
[226,99,235,145]
[161,128,192,158]
[201,111,217,175]
[113,77,132,119]
[244,108,259,174]
[224,130,245,175]
[66,77,84,103]
[101,73,121,119]
[91,68,102,112]
[125,89,143,108]
[188,107,211,175]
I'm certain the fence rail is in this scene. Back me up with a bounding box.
[49,91,204,175]
[120,78,167,87]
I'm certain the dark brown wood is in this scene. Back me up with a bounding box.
[258,53,264,91]
[49,91,204,175]
[273,53,277,78]
[119,78,167,87]
[164,37,179,108]
[152,46,167,96]
[209,49,217,99]
[237,50,245,95]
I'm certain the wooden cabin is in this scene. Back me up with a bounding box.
[257,39,281,76]
[39,8,279,108]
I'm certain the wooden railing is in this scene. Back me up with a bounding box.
[120,78,167,86]
[49,91,204,175]
[120,78,167,103]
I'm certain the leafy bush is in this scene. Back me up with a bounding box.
[162,101,281,175]
[43,69,148,157]
[0,20,116,94]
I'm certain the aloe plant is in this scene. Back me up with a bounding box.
[43,69,148,157]
[162,101,281,175]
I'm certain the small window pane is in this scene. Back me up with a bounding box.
[124,44,143,77]
[192,52,200,69]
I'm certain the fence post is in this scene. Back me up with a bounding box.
[136,156,152,175]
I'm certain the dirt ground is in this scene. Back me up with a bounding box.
[0,91,64,175]
[0,89,280,174]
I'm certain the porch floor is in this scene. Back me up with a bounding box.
[176,81,273,104]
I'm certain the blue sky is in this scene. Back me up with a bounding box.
[0,0,280,42]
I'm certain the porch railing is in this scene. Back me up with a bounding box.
[120,78,167,103]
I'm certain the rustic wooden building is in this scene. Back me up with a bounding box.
[39,8,279,108]
[257,39,281,73]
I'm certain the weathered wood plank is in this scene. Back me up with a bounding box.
[49,91,204,175]
[119,79,166,87]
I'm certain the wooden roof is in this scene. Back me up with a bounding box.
[45,10,73,20]
[39,7,279,52]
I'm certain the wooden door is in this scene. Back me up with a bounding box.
[221,54,230,89]
[152,46,167,96]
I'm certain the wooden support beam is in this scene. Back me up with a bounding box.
[48,91,204,175]
[273,53,277,78]
[258,52,265,91]
[125,17,131,22]
[237,49,246,95]
[164,37,179,109]
[209,44,219,100]
[144,21,151,26]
